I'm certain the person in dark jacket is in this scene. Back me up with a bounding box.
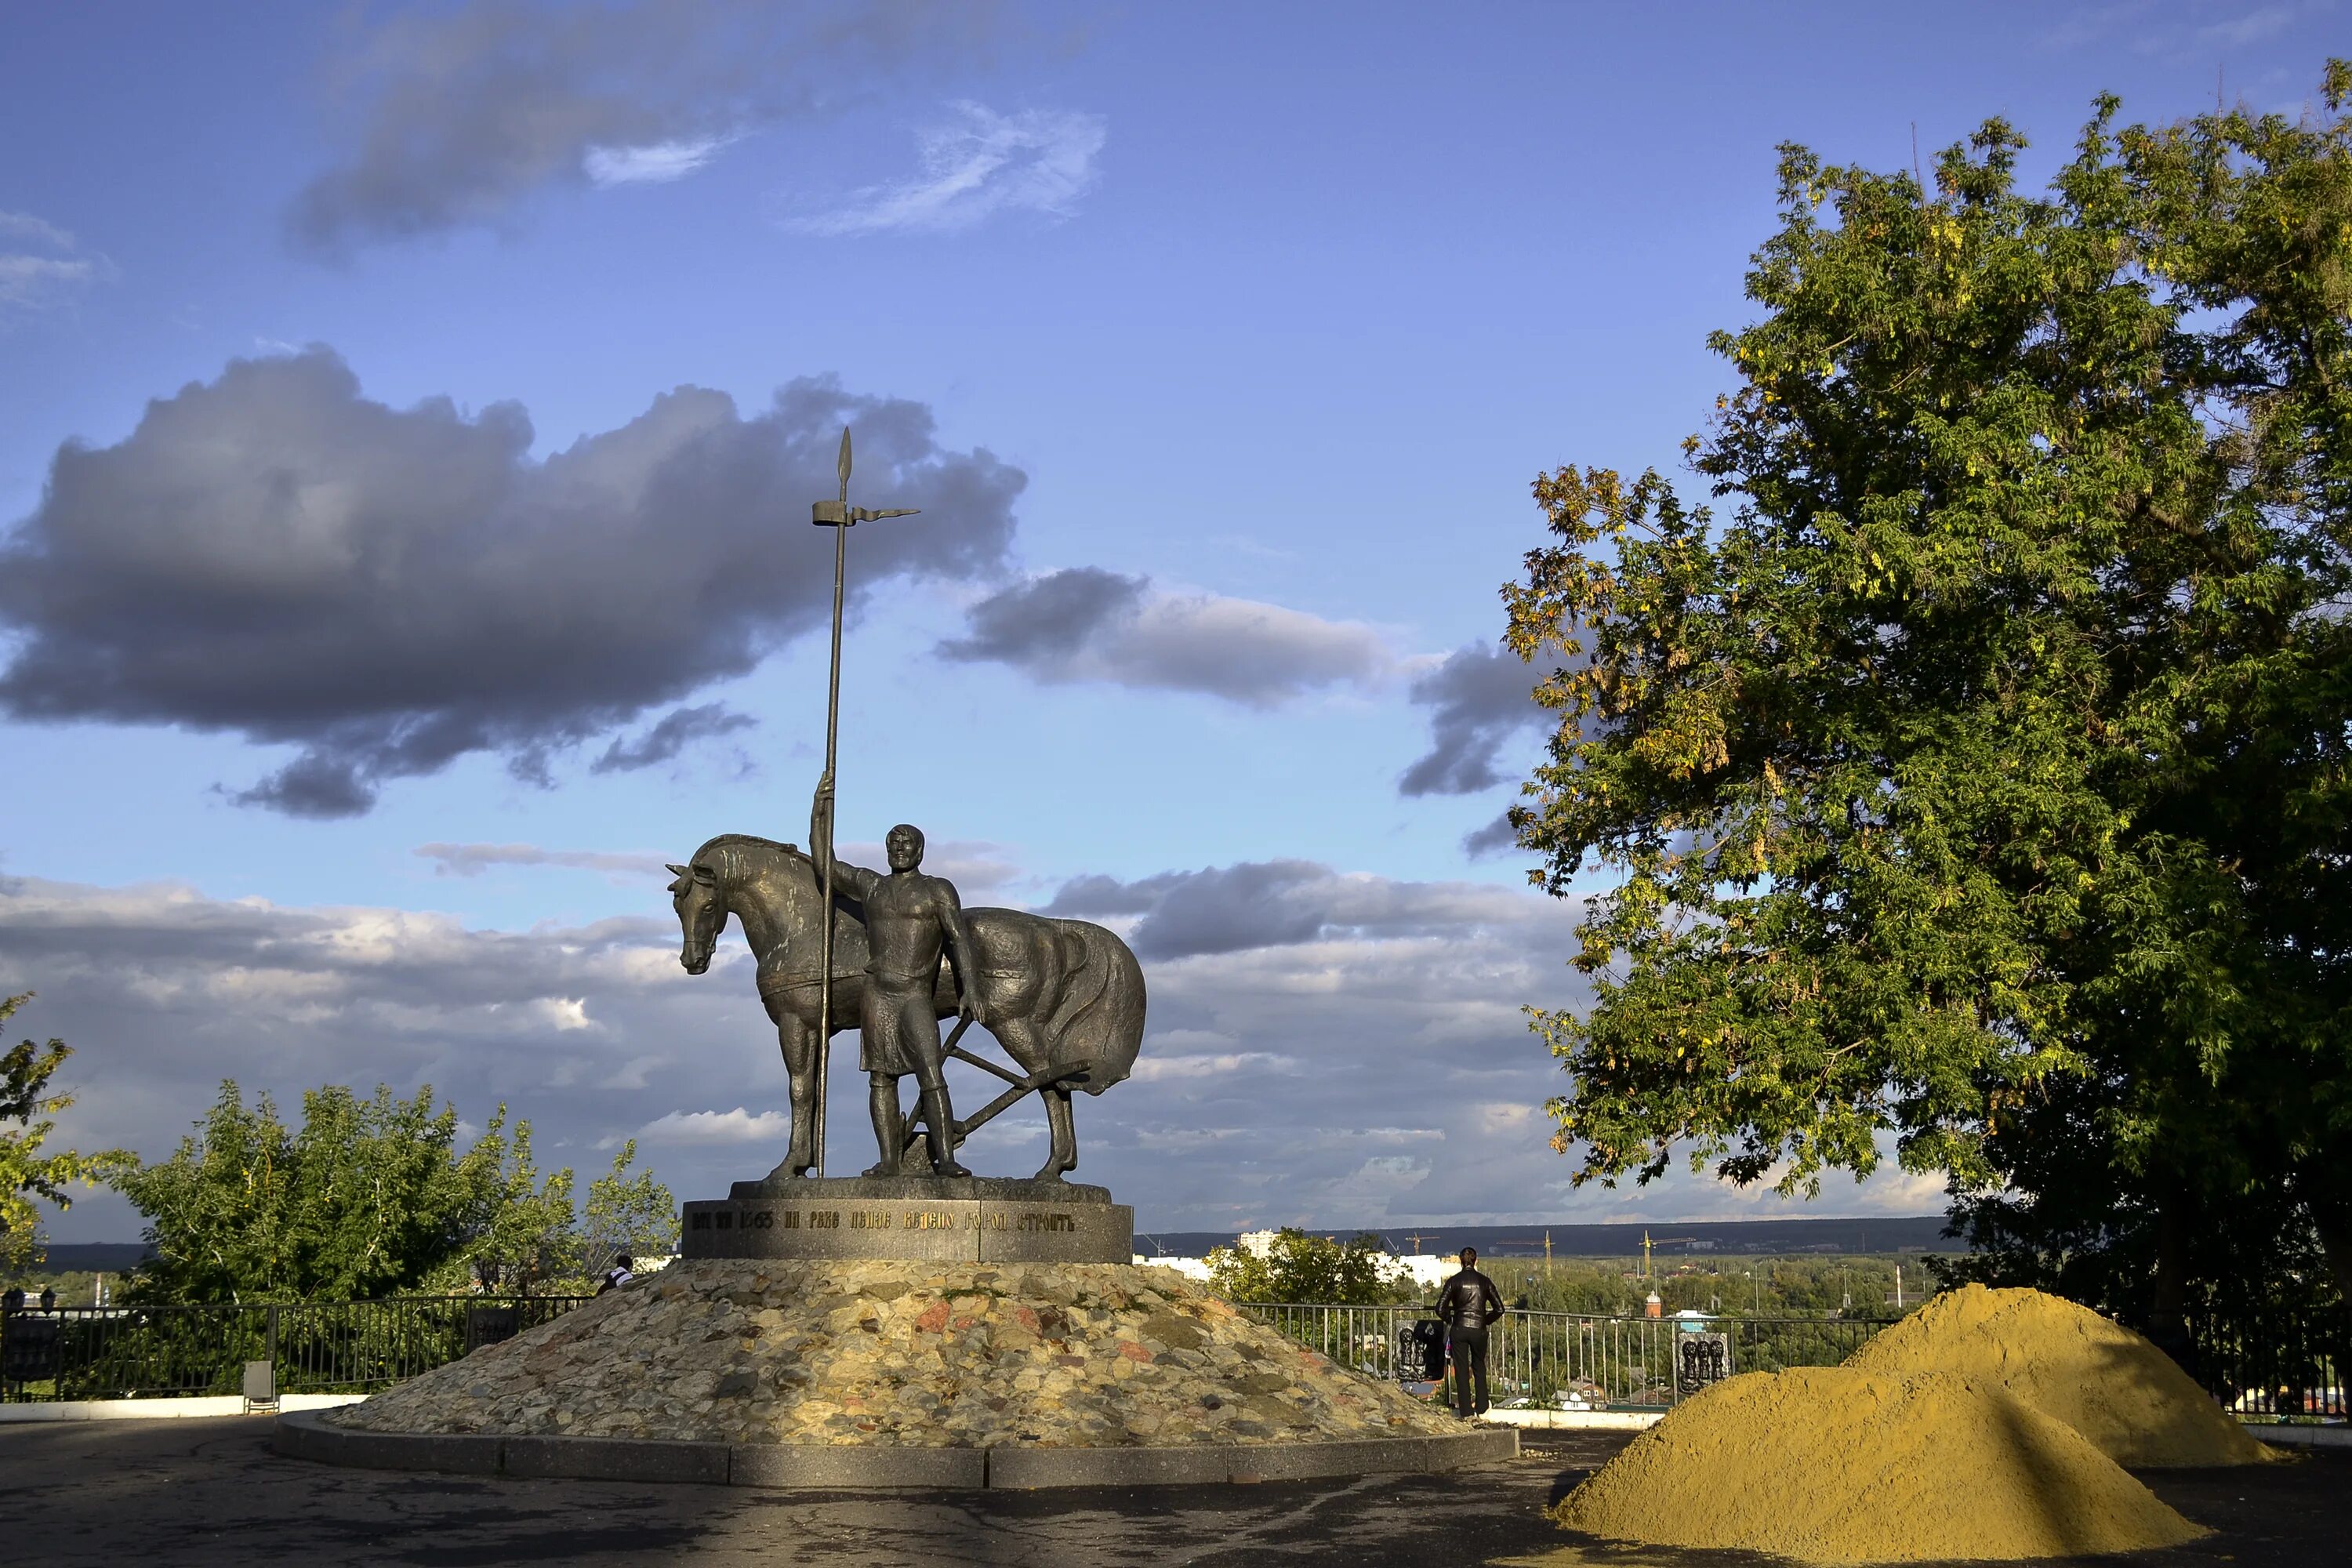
[1436,1247,1506,1417]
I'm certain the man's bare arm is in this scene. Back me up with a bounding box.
[809,773,878,896]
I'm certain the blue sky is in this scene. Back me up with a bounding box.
[5,1,2342,1240]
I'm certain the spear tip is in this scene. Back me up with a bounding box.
[837,427,852,488]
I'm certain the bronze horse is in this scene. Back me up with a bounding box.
[668,834,1145,1181]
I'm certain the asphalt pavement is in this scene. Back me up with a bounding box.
[0,1417,2339,1568]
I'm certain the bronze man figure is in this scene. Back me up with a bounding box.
[810,772,985,1178]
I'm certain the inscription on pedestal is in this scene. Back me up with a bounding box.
[681,1183,1131,1264]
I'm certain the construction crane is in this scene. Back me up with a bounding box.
[1642,1231,1698,1279]
[1403,1229,1443,1254]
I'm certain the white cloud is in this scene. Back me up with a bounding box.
[4,867,1946,1240]
[584,136,732,187]
[0,210,76,248]
[635,1107,793,1145]
[537,996,597,1032]
[2198,5,2293,45]
[0,211,114,315]
[416,842,675,881]
[1129,1051,1295,1083]
[789,102,1105,238]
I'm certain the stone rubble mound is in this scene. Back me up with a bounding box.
[332,1259,1461,1450]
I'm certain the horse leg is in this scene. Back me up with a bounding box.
[1040,1086,1078,1180]
[763,1000,817,1181]
[978,1014,1059,1181]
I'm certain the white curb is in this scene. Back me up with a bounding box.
[1479,1407,1664,1430]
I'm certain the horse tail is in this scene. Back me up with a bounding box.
[1040,918,1145,1094]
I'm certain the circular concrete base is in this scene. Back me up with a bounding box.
[274,1407,1518,1490]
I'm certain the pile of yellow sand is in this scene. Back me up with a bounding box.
[1843,1283,2269,1468]
[1554,1367,2206,1564]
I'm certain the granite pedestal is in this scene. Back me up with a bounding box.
[681,1175,1133,1265]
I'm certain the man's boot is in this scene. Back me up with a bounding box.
[917,1083,970,1178]
[864,1076,905,1178]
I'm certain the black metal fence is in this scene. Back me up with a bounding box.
[5,1290,2339,1418]
[1239,1303,1893,1408]
[0,1297,590,1403]
[2190,1299,2349,1420]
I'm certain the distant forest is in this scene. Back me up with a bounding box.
[1135,1214,1954,1261]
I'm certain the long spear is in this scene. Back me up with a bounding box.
[808,428,916,1176]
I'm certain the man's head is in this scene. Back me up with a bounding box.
[614,1254,633,1272]
[1459,1247,1478,1266]
[886,823,926,872]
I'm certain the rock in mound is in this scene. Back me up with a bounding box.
[1554,1367,2206,1564]
[332,1259,1460,1450]
[1844,1283,2268,1468]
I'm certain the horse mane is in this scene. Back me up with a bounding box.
[691,833,813,873]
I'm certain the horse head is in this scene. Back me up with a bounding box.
[666,859,724,975]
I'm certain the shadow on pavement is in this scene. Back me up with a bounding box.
[0,1417,2336,1568]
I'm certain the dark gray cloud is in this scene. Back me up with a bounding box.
[289,0,984,252]
[6,868,1936,1238]
[1462,809,1523,860]
[1399,641,1555,797]
[590,702,756,774]
[938,568,1391,706]
[938,566,1143,663]
[1044,859,1543,961]
[0,349,1022,816]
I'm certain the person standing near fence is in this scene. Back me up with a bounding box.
[1436,1247,1505,1418]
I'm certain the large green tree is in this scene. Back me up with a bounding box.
[0,993,133,1269]
[1504,66,2352,1338]
[1204,1229,1406,1305]
[579,1138,681,1272]
[118,1080,597,1302]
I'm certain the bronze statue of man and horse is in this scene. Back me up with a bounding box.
[667,780,1145,1184]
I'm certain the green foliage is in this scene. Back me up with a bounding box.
[0,993,134,1269]
[1504,64,2352,1323]
[1205,1229,1403,1305]
[436,1106,578,1294]
[579,1139,680,1272]
[1505,1254,1935,1318]
[115,1079,636,1303]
